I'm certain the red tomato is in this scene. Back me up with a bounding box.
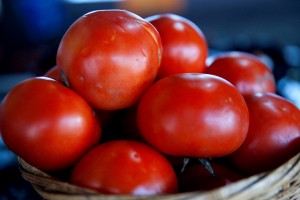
[137,73,249,158]
[178,162,244,192]
[146,14,208,79]
[57,10,162,110]
[0,77,101,170]
[229,92,300,175]
[205,51,276,96]
[44,65,64,83]
[71,140,178,195]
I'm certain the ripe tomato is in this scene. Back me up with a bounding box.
[57,10,162,110]
[228,92,300,175]
[71,140,178,195]
[205,51,276,96]
[0,77,101,171]
[44,65,64,83]
[146,14,208,79]
[137,73,249,158]
[178,162,244,192]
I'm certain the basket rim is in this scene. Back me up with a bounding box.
[18,152,300,200]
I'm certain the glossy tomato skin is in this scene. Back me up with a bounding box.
[44,65,63,83]
[229,92,300,175]
[71,140,178,195]
[205,51,276,96]
[0,77,101,171]
[137,73,249,158]
[146,14,208,79]
[57,10,162,110]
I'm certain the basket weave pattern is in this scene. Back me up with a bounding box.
[19,153,300,200]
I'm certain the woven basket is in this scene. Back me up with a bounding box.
[19,153,300,200]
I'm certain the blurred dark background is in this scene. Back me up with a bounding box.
[0,0,300,199]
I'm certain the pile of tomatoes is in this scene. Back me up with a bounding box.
[1,9,300,196]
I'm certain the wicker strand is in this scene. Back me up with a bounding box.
[18,153,300,200]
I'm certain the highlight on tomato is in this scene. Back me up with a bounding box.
[137,73,249,158]
[1,7,299,198]
[146,13,208,80]
[44,65,64,83]
[57,9,162,110]
[71,140,178,195]
[228,92,300,175]
[0,77,101,171]
[205,51,276,96]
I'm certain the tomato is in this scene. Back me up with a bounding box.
[146,14,208,80]
[57,10,162,110]
[71,140,178,195]
[178,162,244,192]
[44,65,64,83]
[205,51,276,96]
[0,77,101,171]
[137,73,249,158]
[228,92,300,175]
